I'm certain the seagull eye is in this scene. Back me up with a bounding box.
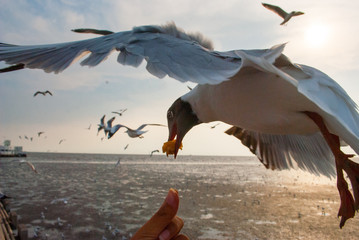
[167,110,174,119]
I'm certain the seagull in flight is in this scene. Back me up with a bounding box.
[150,149,160,157]
[115,157,121,168]
[33,90,53,97]
[210,123,220,129]
[1,22,359,228]
[108,123,166,139]
[19,159,38,174]
[97,115,106,135]
[37,131,45,137]
[112,109,127,116]
[262,3,304,25]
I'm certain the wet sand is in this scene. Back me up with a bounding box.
[1,153,359,239]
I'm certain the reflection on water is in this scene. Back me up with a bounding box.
[0,152,347,240]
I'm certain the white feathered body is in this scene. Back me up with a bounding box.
[183,63,359,155]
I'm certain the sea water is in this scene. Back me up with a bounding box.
[0,152,340,239]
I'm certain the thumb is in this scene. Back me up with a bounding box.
[132,188,179,240]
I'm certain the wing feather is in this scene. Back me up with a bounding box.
[225,126,336,177]
[0,23,250,85]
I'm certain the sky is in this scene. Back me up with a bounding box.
[1,0,359,156]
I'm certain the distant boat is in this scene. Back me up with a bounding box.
[0,141,26,157]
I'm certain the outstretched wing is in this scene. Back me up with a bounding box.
[107,116,116,127]
[0,23,278,85]
[225,126,336,177]
[108,124,126,139]
[262,3,288,19]
[136,123,167,131]
[100,115,105,125]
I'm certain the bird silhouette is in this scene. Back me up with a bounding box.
[262,3,304,25]
[33,90,53,97]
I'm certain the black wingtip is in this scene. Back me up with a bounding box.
[0,63,25,73]
[71,28,114,36]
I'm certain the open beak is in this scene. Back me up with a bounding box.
[168,121,182,158]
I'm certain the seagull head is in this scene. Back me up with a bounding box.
[167,98,201,158]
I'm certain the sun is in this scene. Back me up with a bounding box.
[305,24,330,48]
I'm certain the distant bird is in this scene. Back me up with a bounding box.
[33,90,53,97]
[86,124,91,130]
[72,28,114,36]
[150,149,160,157]
[19,159,38,174]
[262,3,304,25]
[37,131,45,137]
[18,136,22,139]
[210,123,220,129]
[115,158,121,168]
[104,116,116,136]
[30,137,33,141]
[108,123,166,139]
[59,139,65,144]
[97,115,106,135]
[24,135,28,140]
[124,144,129,150]
[112,109,127,116]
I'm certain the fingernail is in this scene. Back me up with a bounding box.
[165,188,177,208]
[158,229,170,240]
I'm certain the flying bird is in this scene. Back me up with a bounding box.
[115,157,121,168]
[111,109,127,116]
[1,22,359,227]
[37,131,45,137]
[262,3,304,25]
[108,123,166,139]
[104,116,116,136]
[150,149,160,157]
[210,123,220,129]
[19,159,38,174]
[59,139,66,144]
[97,115,106,135]
[33,90,53,97]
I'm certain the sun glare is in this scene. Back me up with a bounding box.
[305,24,330,48]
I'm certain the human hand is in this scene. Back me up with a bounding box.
[131,188,189,240]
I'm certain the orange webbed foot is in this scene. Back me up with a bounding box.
[337,177,356,228]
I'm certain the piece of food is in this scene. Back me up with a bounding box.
[162,139,183,156]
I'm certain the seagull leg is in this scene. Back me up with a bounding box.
[305,111,356,228]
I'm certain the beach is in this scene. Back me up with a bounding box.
[1,153,359,239]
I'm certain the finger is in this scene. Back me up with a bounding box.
[131,188,179,240]
[172,234,190,240]
[158,216,184,240]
